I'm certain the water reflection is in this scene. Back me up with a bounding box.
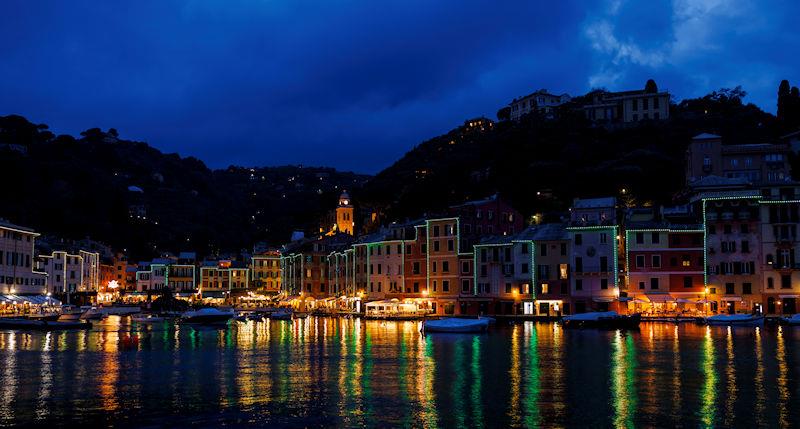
[610,330,637,429]
[0,319,797,427]
[700,326,717,428]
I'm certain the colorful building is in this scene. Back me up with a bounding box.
[251,250,282,295]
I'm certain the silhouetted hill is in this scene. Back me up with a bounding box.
[0,115,369,260]
[360,86,786,222]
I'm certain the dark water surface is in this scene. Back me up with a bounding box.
[0,317,798,428]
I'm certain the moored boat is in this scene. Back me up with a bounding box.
[80,307,107,320]
[180,308,234,325]
[131,314,165,323]
[270,310,292,320]
[561,311,641,329]
[0,318,92,330]
[780,314,800,326]
[422,317,490,333]
[246,313,264,321]
[704,314,764,326]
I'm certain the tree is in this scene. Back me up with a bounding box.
[645,79,658,93]
[496,106,511,121]
[778,80,791,121]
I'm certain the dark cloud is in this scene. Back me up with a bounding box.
[0,0,797,173]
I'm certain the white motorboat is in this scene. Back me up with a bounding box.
[705,314,764,326]
[180,308,234,325]
[422,317,489,333]
[80,307,107,320]
[131,314,165,323]
[779,314,800,326]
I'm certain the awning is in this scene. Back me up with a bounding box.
[592,297,616,303]
[721,296,742,302]
[676,298,700,304]
[646,294,675,303]
[0,294,61,305]
[779,294,799,299]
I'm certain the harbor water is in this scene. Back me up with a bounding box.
[0,317,798,428]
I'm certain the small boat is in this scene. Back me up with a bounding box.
[270,310,292,320]
[561,311,641,329]
[422,317,489,333]
[27,313,61,322]
[293,312,309,319]
[780,314,800,326]
[705,314,764,326]
[233,314,248,322]
[58,309,83,322]
[246,313,264,321]
[180,308,234,325]
[80,308,107,320]
[131,314,165,323]
[0,318,92,330]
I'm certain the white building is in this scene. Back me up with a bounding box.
[36,249,100,294]
[509,89,571,121]
[0,221,47,294]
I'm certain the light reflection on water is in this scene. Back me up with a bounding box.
[0,318,798,427]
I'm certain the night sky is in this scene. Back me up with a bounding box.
[2,1,798,173]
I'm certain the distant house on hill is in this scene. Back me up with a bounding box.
[509,89,571,121]
[581,79,670,124]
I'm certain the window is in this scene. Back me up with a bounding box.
[600,234,607,244]
[636,255,645,268]
[781,275,791,289]
[413,282,420,293]
[448,240,454,251]
[724,224,732,234]
[768,277,774,289]
[462,280,470,293]
[601,279,608,290]
[540,243,547,256]
[575,257,583,272]
[600,256,608,272]
[650,278,659,290]
[442,261,449,273]
[575,234,582,246]
[682,256,691,267]
[651,233,660,244]
[461,261,470,274]
[740,224,749,234]
[743,283,752,295]
[521,243,529,254]
[433,241,440,252]
[541,283,549,294]
[559,264,568,279]
[413,262,420,274]
[560,244,567,256]
[442,281,449,292]
[575,279,582,291]
[505,283,512,294]
[652,255,661,268]
[521,263,529,274]
[741,241,749,253]
[636,233,644,244]
[725,283,735,294]
[683,276,692,288]
[639,281,645,290]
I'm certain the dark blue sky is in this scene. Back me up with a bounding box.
[2,1,798,173]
